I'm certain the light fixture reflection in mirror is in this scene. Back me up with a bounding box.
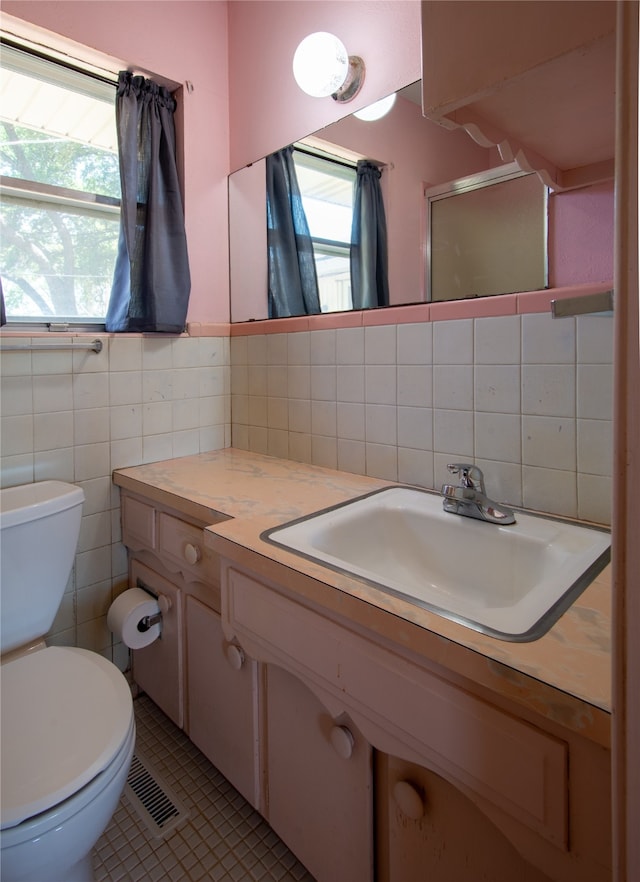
[292,31,365,102]
[353,93,397,121]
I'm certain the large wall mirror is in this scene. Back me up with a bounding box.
[229,81,517,323]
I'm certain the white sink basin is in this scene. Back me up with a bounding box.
[262,487,610,641]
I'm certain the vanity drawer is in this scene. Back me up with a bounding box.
[120,491,220,587]
[225,566,569,849]
[158,512,210,582]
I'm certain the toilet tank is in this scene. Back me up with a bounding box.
[0,481,85,654]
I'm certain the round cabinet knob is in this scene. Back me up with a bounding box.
[157,594,172,615]
[393,780,425,820]
[226,643,245,670]
[184,542,201,565]
[330,725,355,760]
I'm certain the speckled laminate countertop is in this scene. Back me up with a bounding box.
[113,448,611,747]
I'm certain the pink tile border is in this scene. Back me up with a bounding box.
[363,304,431,325]
[229,317,310,335]
[227,282,613,336]
[311,310,363,330]
[187,322,231,336]
[429,293,518,321]
[4,284,611,344]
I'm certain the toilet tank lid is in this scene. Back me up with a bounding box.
[0,481,84,530]
[0,646,133,829]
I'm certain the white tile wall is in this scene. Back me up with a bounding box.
[1,316,610,666]
[0,335,231,665]
[232,313,613,525]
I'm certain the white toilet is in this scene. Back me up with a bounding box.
[0,481,136,882]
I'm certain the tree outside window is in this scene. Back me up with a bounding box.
[0,43,120,324]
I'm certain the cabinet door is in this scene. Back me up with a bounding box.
[377,754,552,882]
[265,664,373,882]
[131,560,183,728]
[186,596,259,808]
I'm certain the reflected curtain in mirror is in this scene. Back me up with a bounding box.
[266,146,320,318]
[350,161,389,310]
[106,72,191,333]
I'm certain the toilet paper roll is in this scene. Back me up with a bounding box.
[107,587,161,650]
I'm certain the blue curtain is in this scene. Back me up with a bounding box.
[266,146,320,318]
[350,160,389,310]
[106,72,191,333]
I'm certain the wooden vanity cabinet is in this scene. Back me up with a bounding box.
[119,486,611,882]
[220,558,612,882]
[119,488,373,875]
[119,490,260,808]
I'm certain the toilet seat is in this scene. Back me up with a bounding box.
[1,646,134,830]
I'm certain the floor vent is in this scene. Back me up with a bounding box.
[124,753,189,839]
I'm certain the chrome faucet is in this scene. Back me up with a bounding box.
[441,463,516,525]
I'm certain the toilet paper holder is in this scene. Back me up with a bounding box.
[136,579,172,633]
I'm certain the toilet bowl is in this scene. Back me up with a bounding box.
[0,482,135,882]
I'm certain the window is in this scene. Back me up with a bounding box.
[292,147,356,313]
[0,42,119,325]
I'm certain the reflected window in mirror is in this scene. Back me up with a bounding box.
[426,164,548,302]
[292,148,356,313]
[266,142,389,318]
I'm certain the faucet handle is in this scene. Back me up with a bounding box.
[446,463,485,493]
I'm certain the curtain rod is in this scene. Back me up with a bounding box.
[293,145,357,170]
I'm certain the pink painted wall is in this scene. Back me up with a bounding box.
[2,0,231,323]
[549,182,614,287]
[226,0,613,303]
[227,0,422,172]
[3,0,612,325]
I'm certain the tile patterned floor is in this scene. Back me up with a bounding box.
[93,694,315,882]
